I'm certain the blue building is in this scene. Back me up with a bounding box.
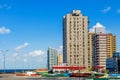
[106,52,120,73]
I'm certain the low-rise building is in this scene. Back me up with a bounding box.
[106,52,120,73]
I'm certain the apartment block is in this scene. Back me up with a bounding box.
[107,34,116,58]
[88,32,94,68]
[89,25,116,71]
[63,10,89,68]
[93,34,107,71]
[47,47,58,69]
[57,53,63,65]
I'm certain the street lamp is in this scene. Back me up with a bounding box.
[0,49,8,73]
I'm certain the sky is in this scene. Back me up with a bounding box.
[0,0,120,69]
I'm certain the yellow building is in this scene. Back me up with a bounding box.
[57,53,63,65]
[89,32,94,69]
[107,34,116,58]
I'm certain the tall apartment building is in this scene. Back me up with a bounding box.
[107,34,116,58]
[93,34,107,70]
[89,32,94,68]
[63,10,89,68]
[91,26,116,71]
[57,53,63,65]
[47,47,58,69]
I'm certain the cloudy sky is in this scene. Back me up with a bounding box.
[0,0,120,69]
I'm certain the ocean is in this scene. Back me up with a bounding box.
[0,69,35,73]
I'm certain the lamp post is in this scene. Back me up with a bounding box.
[13,53,18,73]
[0,50,8,73]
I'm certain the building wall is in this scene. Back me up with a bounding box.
[95,27,105,34]
[93,34,107,70]
[47,48,58,69]
[107,34,116,58]
[106,58,117,72]
[63,10,89,68]
[106,52,120,73]
[90,32,116,71]
[89,32,94,68]
[57,53,63,65]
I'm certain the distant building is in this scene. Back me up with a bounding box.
[107,34,116,58]
[57,53,63,65]
[88,32,94,68]
[89,23,116,71]
[35,68,48,73]
[106,58,117,72]
[63,10,89,68]
[93,34,107,71]
[106,52,120,73]
[91,33,116,70]
[95,26,105,34]
[52,64,86,73]
[47,47,58,69]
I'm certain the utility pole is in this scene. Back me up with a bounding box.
[0,50,8,73]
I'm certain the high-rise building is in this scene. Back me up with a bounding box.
[91,32,116,71]
[93,34,107,70]
[107,34,116,58]
[88,32,94,68]
[63,10,89,68]
[57,53,63,65]
[89,23,116,71]
[47,47,58,69]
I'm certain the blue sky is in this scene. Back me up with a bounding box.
[0,0,120,69]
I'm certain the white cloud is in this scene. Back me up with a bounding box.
[101,6,111,14]
[117,9,120,13]
[0,27,11,34]
[93,22,105,28]
[29,50,44,57]
[89,29,94,32]
[89,22,105,32]
[0,49,46,69]
[60,45,63,50]
[13,53,18,57]
[15,42,29,51]
[23,59,27,62]
[59,45,63,52]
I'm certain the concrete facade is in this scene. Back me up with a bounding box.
[47,47,58,69]
[57,53,63,65]
[63,10,89,68]
[93,34,107,70]
[88,32,94,68]
[92,33,116,71]
[107,34,116,58]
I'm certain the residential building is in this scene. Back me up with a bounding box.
[90,24,116,71]
[88,32,94,68]
[63,10,89,68]
[107,34,116,58]
[93,34,107,71]
[47,47,58,69]
[57,53,63,65]
[92,33,116,70]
